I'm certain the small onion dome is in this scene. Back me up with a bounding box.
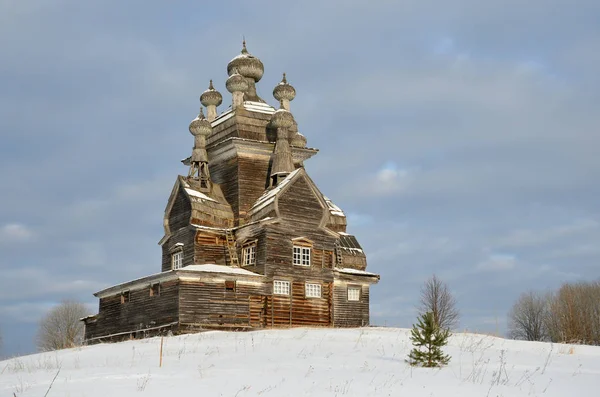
[226,40,264,82]
[200,80,223,107]
[189,107,212,136]
[271,107,295,129]
[273,73,296,102]
[226,68,249,93]
[291,132,307,147]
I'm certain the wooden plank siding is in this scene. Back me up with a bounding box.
[238,154,271,219]
[194,231,228,266]
[179,279,267,328]
[161,226,196,272]
[332,282,371,327]
[207,157,239,222]
[278,176,325,226]
[84,280,180,341]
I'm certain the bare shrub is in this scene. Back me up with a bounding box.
[546,281,600,345]
[418,274,459,330]
[508,291,549,341]
[37,300,89,351]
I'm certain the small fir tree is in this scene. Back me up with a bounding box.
[408,311,451,367]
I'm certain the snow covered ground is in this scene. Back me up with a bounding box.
[1,327,599,396]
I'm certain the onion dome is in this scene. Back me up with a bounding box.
[226,68,249,93]
[200,80,223,107]
[189,108,212,136]
[273,73,296,102]
[271,106,295,129]
[226,40,264,82]
[291,132,307,147]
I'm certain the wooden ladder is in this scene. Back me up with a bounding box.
[225,228,240,267]
[334,242,343,268]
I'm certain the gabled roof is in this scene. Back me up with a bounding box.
[249,168,302,215]
[324,196,345,218]
[245,168,347,236]
[160,176,234,244]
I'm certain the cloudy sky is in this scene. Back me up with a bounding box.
[1,0,599,356]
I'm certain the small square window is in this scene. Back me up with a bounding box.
[293,246,310,266]
[243,245,256,266]
[305,283,321,298]
[274,280,290,295]
[150,283,160,297]
[172,251,183,270]
[121,290,130,304]
[347,286,360,302]
[225,280,236,292]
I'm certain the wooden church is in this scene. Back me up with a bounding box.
[82,43,380,343]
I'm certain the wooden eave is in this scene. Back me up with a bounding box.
[94,266,265,298]
[333,268,380,284]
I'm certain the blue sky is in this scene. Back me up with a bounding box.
[1,0,599,357]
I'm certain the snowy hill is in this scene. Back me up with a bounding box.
[2,327,599,396]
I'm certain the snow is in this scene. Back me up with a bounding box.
[184,188,217,202]
[334,267,376,276]
[324,196,345,217]
[180,264,261,276]
[2,328,598,396]
[211,109,234,127]
[243,101,276,114]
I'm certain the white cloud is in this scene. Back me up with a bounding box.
[0,223,34,243]
[476,254,517,272]
[370,162,415,196]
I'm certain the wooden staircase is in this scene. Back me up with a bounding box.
[225,228,240,267]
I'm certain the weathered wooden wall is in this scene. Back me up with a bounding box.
[194,231,228,265]
[332,281,370,327]
[161,226,195,272]
[85,280,180,341]
[235,224,269,274]
[179,278,267,327]
[207,157,239,223]
[238,154,271,219]
[278,177,325,225]
[169,185,191,231]
[264,281,332,327]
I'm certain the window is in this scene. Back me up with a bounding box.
[150,283,160,297]
[305,283,321,298]
[225,280,236,292]
[242,244,256,266]
[347,286,361,301]
[121,290,130,304]
[172,251,183,269]
[273,280,290,295]
[293,246,311,266]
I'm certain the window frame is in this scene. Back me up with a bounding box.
[273,280,291,295]
[225,280,236,292]
[242,243,257,267]
[293,245,311,267]
[121,290,130,304]
[305,283,322,298]
[172,250,183,270]
[347,285,361,302]
[150,283,160,297]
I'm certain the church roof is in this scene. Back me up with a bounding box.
[93,264,262,298]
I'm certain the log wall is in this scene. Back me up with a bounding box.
[84,280,180,341]
[161,226,195,272]
[179,278,267,327]
[194,231,228,265]
[332,282,370,327]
